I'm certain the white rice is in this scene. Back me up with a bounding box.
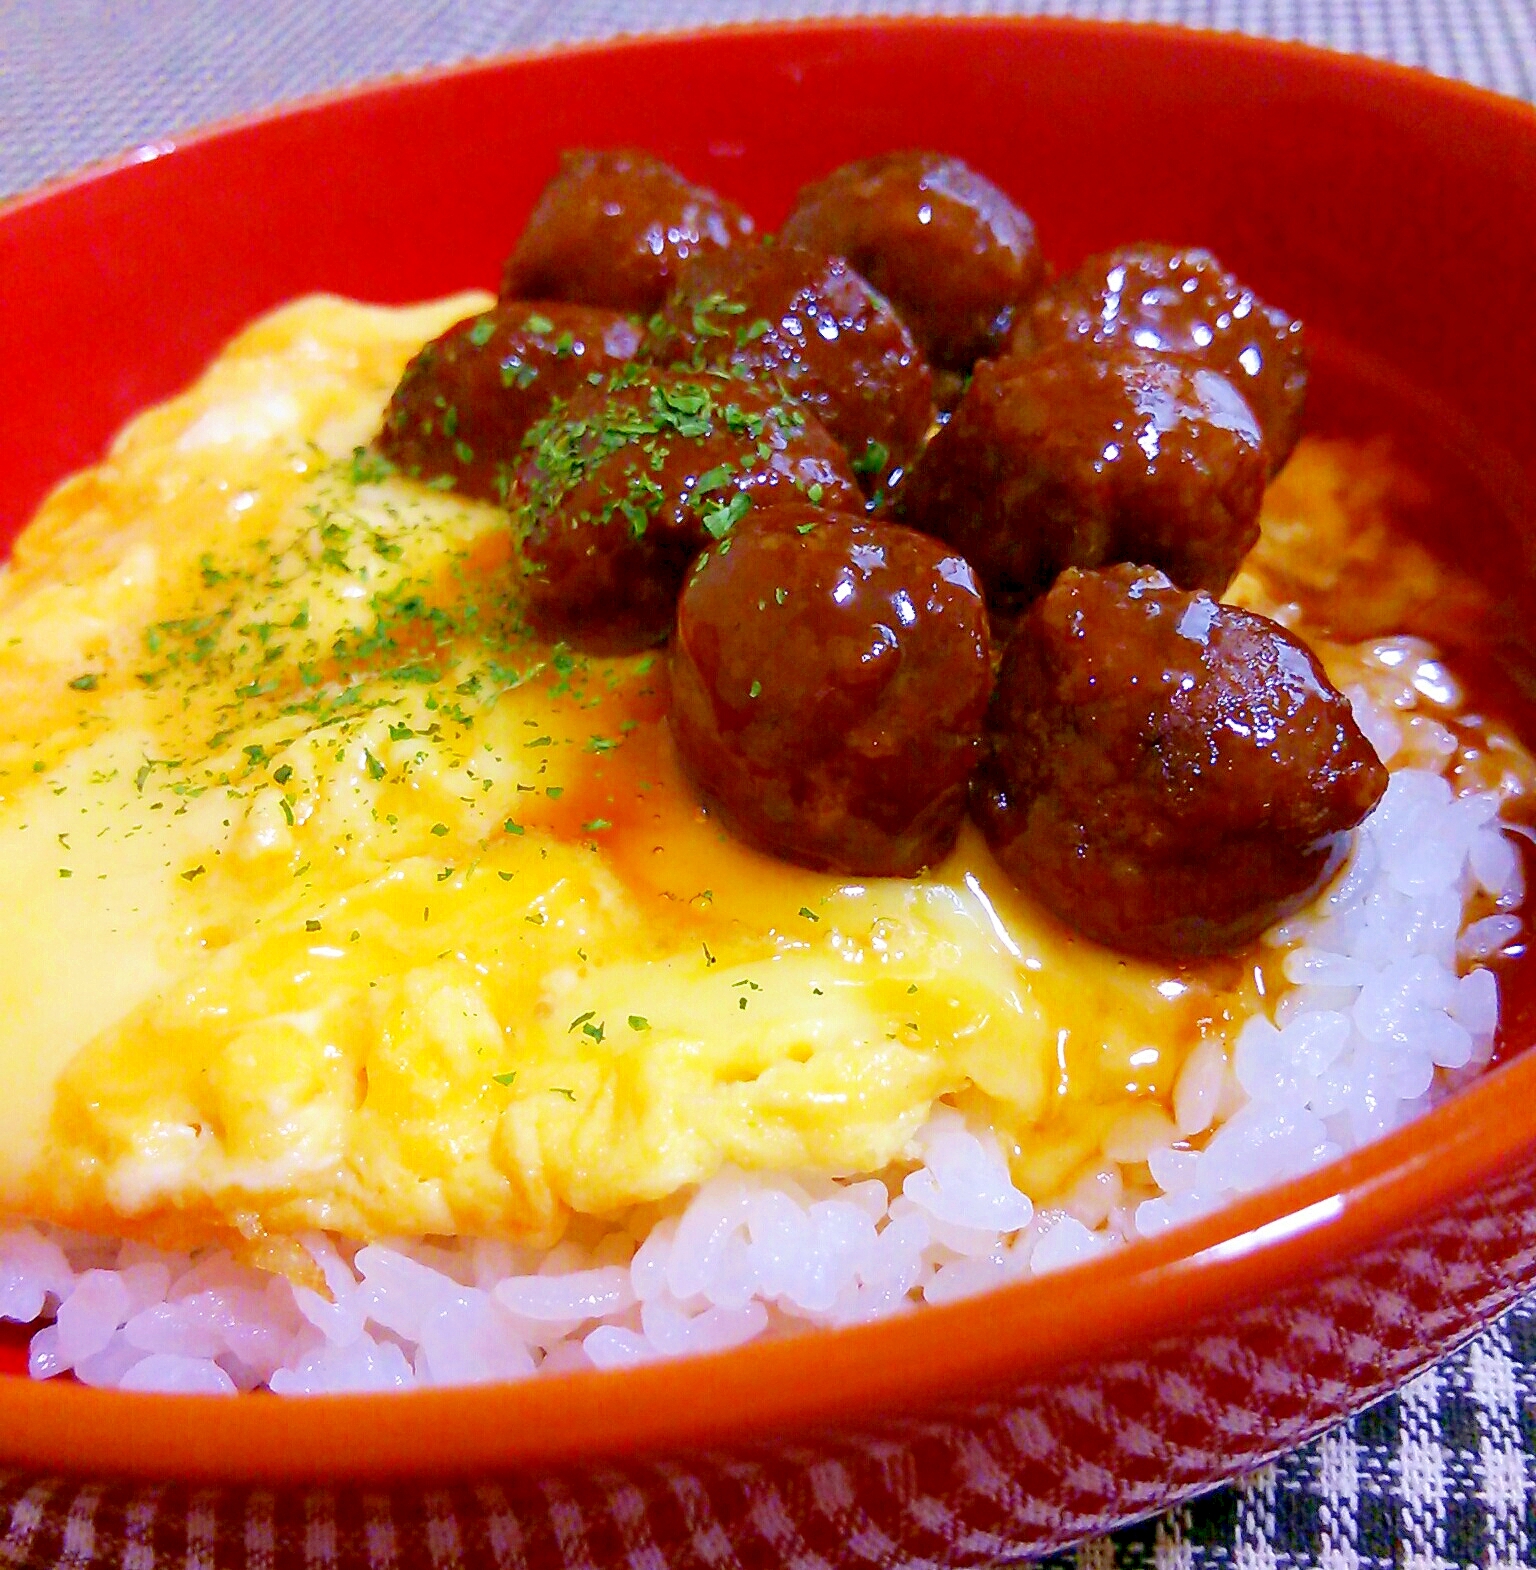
[1,633,1528,1394]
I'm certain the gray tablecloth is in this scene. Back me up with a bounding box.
[2,0,1533,200]
[3,3,1536,1566]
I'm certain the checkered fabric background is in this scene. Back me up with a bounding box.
[1,0,1534,200]
[1054,1302,1536,1570]
[3,2,1536,1565]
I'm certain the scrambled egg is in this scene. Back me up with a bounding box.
[0,295,1251,1267]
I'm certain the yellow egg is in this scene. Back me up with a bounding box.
[0,294,1261,1260]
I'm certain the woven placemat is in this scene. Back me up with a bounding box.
[1054,1302,1536,1568]
[2,0,1533,200]
[3,3,1536,1565]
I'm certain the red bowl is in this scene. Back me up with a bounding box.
[3,17,1536,1564]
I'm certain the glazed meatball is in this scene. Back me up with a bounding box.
[670,506,993,875]
[896,345,1267,611]
[649,245,934,500]
[974,564,1389,958]
[1015,244,1307,474]
[378,303,643,503]
[779,150,1043,373]
[501,149,755,316]
[516,369,860,651]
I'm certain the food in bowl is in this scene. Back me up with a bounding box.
[0,146,1527,1396]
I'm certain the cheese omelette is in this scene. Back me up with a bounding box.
[0,294,1254,1270]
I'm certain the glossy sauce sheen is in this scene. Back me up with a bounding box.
[779,150,1045,372]
[501,148,757,315]
[649,245,934,498]
[516,367,861,652]
[977,564,1388,957]
[670,507,993,875]
[896,344,1268,609]
[1014,244,1308,476]
[0,296,1252,1263]
[379,301,644,503]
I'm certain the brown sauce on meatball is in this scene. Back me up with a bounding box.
[669,505,993,876]
[379,302,643,503]
[780,150,1044,372]
[648,244,934,500]
[502,149,756,315]
[896,345,1267,610]
[514,368,860,652]
[369,145,1471,973]
[974,563,1389,958]
[1016,244,1308,474]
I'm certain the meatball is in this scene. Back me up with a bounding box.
[974,564,1389,958]
[501,149,755,316]
[779,150,1043,373]
[896,345,1267,611]
[649,245,934,500]
[516,369,860,651]
[378,303,643,504]
[1015,244,1307,474]
[670,506,993,875]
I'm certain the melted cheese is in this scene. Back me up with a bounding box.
[0,295,1250,1258]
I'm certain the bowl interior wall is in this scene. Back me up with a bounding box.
[2,17,1536,1481]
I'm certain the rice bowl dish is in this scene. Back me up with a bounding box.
[0,283,1527,1396]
